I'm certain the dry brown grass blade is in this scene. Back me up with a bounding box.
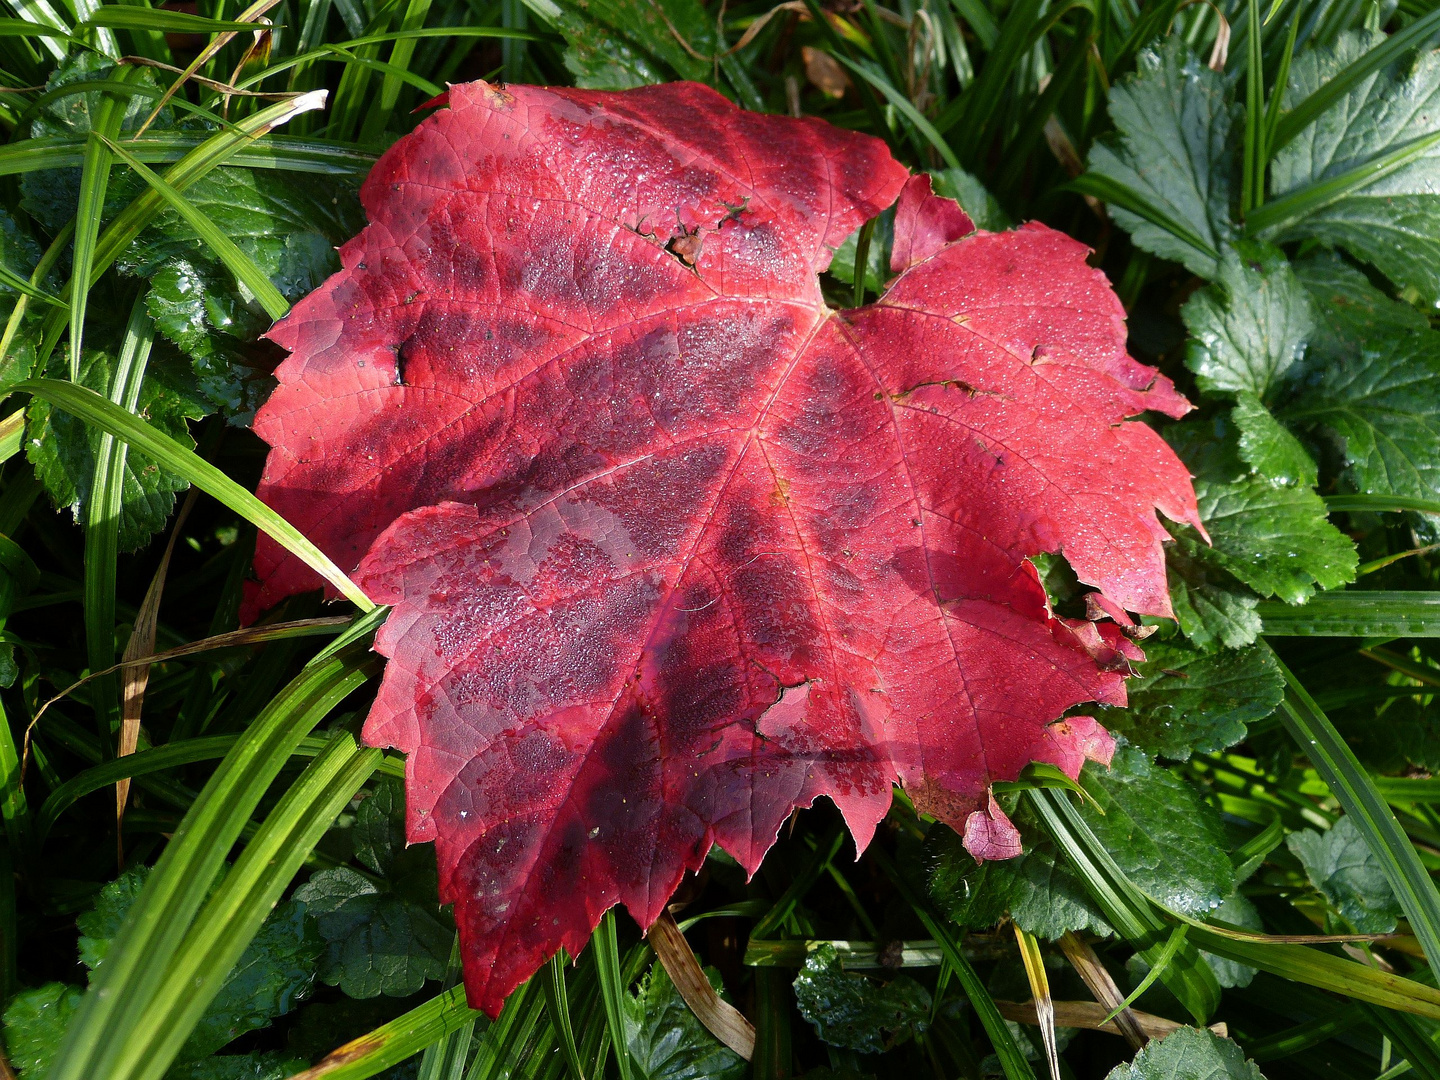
[1059,931,1148,1049]
[1014,926,1060,1080]
[134,0,283,137]
[120,55,299,98]
[115,491,196,866]
[996,999,1228,1041]
[649,910,756,1060]
[21,613,353,786]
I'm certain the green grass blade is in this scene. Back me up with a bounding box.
[1248,127,1440,235]
[835,54,962,169]
[870,845,1039,1080]
[1242,0,1264,213]
[1271,648,1440,982]
[6,0,69,58]
[84,295,155,756]
[418,938,476,1080]
[0,132,375,177]
[1027,788,1222,1024]
[1070,172,1222,262]
[37,90,329,363]
[122,734,382,1080]
[1327,494,1440,515]
[591,909,634,1080]
[46,644,378,1080]
[1257,592,1440,636]
[99,135,289,319]
[364,0,432,140]
[0,694,29,857]
[1361,1003,1440,1080]
[69,70,132,378]
[1272,6,1440,152]
[291,986,478,1080]
[544,953,587,1080]
[752,822,845,940]
[83,7,274,30]
[17,378,373,609]
[1101,925,1188,1025]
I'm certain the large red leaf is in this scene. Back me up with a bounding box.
[249,80,1202,1015]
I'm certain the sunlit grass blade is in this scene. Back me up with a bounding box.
[1271,649,1440,982]
[1248,127,1440,235]
[98,134,289,319]
[0,130,373,177]
[36,91,329,364]
[1257,592,1440,636]
[1272,6,1440,152]
[120,735,382,1080]
[6,0,70,59]
[84,296,155,757]
[69,69,133,378]
[417,938,476,1080]
[870,845,1039,1080]
[464,978,547,1080]
[363,0,432,142]
[1014,926,1059,1080]
[1027,789,1222,1024]
[18,378,372,609]
[47,642,379,1080]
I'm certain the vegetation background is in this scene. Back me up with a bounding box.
[0,0,1439,1076]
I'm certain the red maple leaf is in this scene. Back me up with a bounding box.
[249,81,1201,1015]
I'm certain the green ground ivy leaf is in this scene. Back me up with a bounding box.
[1287,817,1404,933]
[1104,1026,1265,1080]
[1,982,83,1077]
[930,167,1011,230]
[0,207,43,393]
[1165,533,1263,652]
[294,865,452,999]
[1086,37,1237,278]
[77,865,148,973]
[27,347,209,551]
[182,900,324,1060]
[529,0,717,89]
[1286,254,1440,505]
[625,960,747,1080]
[1190,476,1356,604]
[1165,417,1357,605]
[1181,243,1315,400]
[76,867,322,1059]
[1269,31,1440,304]
[1232,394,1318,488]
[792,943,931,1054]
[1103,637,1283,761]
[121,168,363,422]
[1078,745,1237,917]
[20,51,162,233]
[927,822,1113,940]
